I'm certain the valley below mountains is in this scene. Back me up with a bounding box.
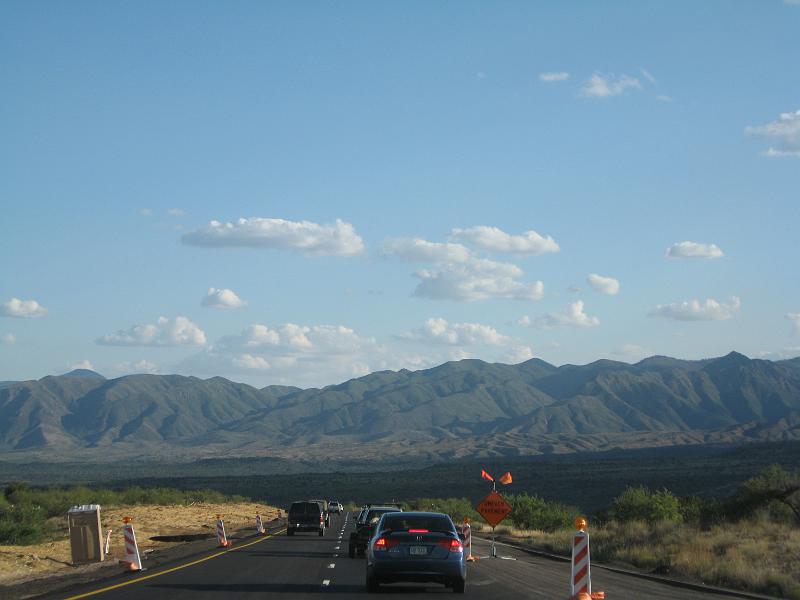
[2,352,799,464]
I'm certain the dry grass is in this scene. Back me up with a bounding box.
[0,501,280,587]
[474,520,800,599]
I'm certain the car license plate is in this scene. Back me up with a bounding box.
[410,546,427,556]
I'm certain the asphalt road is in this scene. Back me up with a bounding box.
[45,513,764,600]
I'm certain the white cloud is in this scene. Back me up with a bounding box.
[666,241,724,259]
[2,298,48,318]
[656,95,673,103]
[649,297,741,321]
[451,226,560,255]
[181,217,365,256]
[401,318,510,347]
[111,359,160,375]
[183,322,386,386]
[539,72,570,82]
[757,347,800,360]
[587,274,620,295]
[139,208,153,217]
[399,318,533,364]
[640,69,657,84]
[167,208,185,217]
[414,257,544,302]
[383,238,471,263]
[581,73,642,98]
[788,313,800,335]
[202,288,247,309]
[69,360,95,371]
[526,300,600,329]
[745,110,800,157]
[0,333,15,345]
[97,316,207,347]
[610,344,651,362]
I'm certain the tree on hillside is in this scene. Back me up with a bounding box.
[733,465,800,524]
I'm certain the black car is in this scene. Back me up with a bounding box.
[349,505,402,558]
[365,511,466,593]
[287,501,325,536]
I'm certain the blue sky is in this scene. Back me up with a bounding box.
[1,1,799,387]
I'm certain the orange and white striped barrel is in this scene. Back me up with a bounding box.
[216,515,231,548]
[571,530,591,596]
[256,514,265,534]
[462,522,474,562]
[121,517,142,571]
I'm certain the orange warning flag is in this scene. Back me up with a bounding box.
[499,472,513,485]
[481,469,494,482]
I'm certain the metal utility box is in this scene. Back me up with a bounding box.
[68,504,104,565]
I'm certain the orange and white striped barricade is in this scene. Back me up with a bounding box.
[121,517,143,572]
[570,517,604,600]
[462,521,475,562]
[216,515,231,548]
[256,514,266,535]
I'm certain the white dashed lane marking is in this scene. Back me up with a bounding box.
[327,563,336,569]
[322,579,330,587]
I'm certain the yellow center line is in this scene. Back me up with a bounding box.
[62,528,287,600]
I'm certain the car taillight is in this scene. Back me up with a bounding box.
[374,537,397,551]
[438,538,463,552]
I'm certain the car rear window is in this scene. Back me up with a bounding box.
[381,514,453,533]
[289,502,320,516]
[366,508,401,522]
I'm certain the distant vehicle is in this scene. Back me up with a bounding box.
[309,498,330,527]
[349,505,403,558]
[287,501,325,537]
[328,501,343,514]
[365,511,466,593]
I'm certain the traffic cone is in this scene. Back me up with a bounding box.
[216,515,231,548]
[569,517,604,600]
[256,514,265,535]
[120,517,142,572]
[462,521,476,562]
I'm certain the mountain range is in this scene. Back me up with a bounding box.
[1,352,799,462]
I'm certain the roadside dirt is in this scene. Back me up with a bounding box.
[0,502,281,588]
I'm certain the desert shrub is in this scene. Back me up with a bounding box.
[727,464,800,525]
[0,502,47,545]
[608,486,682,524]
[506,493,576,532]
[0,484,248,545]
[402,497,479,524]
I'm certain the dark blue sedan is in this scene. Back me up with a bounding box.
[365,511,467,593]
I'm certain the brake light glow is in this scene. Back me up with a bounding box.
[437,538,463,552]
[408,529,429,533]
[373,537,398,551]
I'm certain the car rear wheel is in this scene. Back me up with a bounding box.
[453,578,466,594]
[349,544,355,558]
[287,528,294,536]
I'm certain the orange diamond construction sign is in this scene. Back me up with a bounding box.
[476,491,512,528]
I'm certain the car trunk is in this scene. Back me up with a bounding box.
[375,531,457,560]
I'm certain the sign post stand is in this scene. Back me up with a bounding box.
[475,490,515,561]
